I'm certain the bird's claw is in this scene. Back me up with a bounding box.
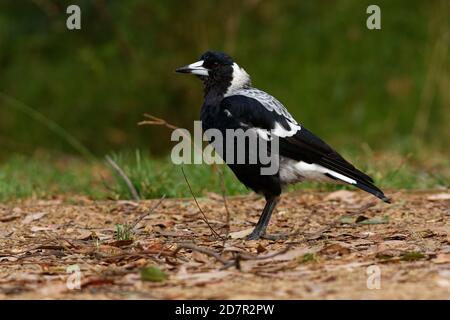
[246,232,290,241]
[246,232,263,240]
[261,233,289,240]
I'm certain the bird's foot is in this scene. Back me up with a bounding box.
[261,233,290,240]
[246,232,290,241]
[246,231,263,240]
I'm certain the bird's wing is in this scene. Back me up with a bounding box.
[225,88,298,124]
[221,93,389,202]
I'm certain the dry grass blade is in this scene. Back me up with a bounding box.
[105,155,140,201]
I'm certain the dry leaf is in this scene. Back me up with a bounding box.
[320,243,351,256]
[229,228,254,239]
[108,240,133,247]
[324,190,356,203]
[30,226,56,232]
[22,212,47,224]
[427,193,450,201]
[433,254,450,264]
[175,270,231,284]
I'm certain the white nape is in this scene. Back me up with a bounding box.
[225,63,251,96]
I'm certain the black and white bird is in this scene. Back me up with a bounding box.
[176,51,390,240]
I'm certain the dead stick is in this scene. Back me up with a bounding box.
[173,243,228,265]
[138,113,212,163]
[181,166,223,240]
[218,168,231,250]
[132,195,166,230]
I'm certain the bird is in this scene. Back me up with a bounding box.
[176,51,390,240]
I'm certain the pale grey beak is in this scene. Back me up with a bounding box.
[175,60,209,76]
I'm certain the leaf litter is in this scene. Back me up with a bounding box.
[0,190,449,299]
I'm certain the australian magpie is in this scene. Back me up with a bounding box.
[176,51,390,240]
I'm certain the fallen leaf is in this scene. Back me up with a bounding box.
[401,251,425,261]
[22,212,47,224]
[140,266,168,282]
[192,251,211,264]
[355,215,369,223]
[340,215,357,224]
[270,247,316,262]
[97,245,123,255]
[107,239,133,247]
[384,233,408,240]
[229,228,253,239]
[30,226,55,232]
[175,270,231,285]
[320,243,351,256]
[427,193,450,201]
[339,215,388,225]
[433,254,450,264]
[0,214,21,222]
[358,216,389,225]
[325,190,356,203]
[256,244,267,253]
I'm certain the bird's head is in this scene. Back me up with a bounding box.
[176,51,251,95]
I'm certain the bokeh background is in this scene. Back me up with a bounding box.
[0,0,448,200]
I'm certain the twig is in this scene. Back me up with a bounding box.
[218,168,231,250]
[138,113,212,162]
[132,195,166,230]
[181,166,223,240]
[138,114,180,131]
[173,243,293,270]
[233,245,292,261]
[173,243,228,265]
[44,231,76,255]
[105,155,140,201]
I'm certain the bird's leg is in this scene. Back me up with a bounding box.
[247,196,280,240]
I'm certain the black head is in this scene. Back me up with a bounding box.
[176,51,251,98]
[175,51,234,80]
[200,51,234,69]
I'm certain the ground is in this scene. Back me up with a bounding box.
[0,190,449,299]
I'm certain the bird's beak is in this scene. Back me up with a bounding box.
[175,60,209,76]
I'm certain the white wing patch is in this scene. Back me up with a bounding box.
[272,121,301,138]
[253,128,272,141]
[279,157,357,185]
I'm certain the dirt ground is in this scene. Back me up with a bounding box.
[0,190,449,300]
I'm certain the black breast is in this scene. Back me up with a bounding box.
[200,102,282,199]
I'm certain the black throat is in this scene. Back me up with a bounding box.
[201,66,233,107]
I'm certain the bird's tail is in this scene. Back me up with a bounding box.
[354,180,391,203]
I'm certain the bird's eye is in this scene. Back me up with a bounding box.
[212,62,219,68]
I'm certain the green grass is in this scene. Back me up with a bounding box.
[114,224,134,241]
[0,149,448,202]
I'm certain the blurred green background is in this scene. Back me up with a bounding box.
[0,0,448,200]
